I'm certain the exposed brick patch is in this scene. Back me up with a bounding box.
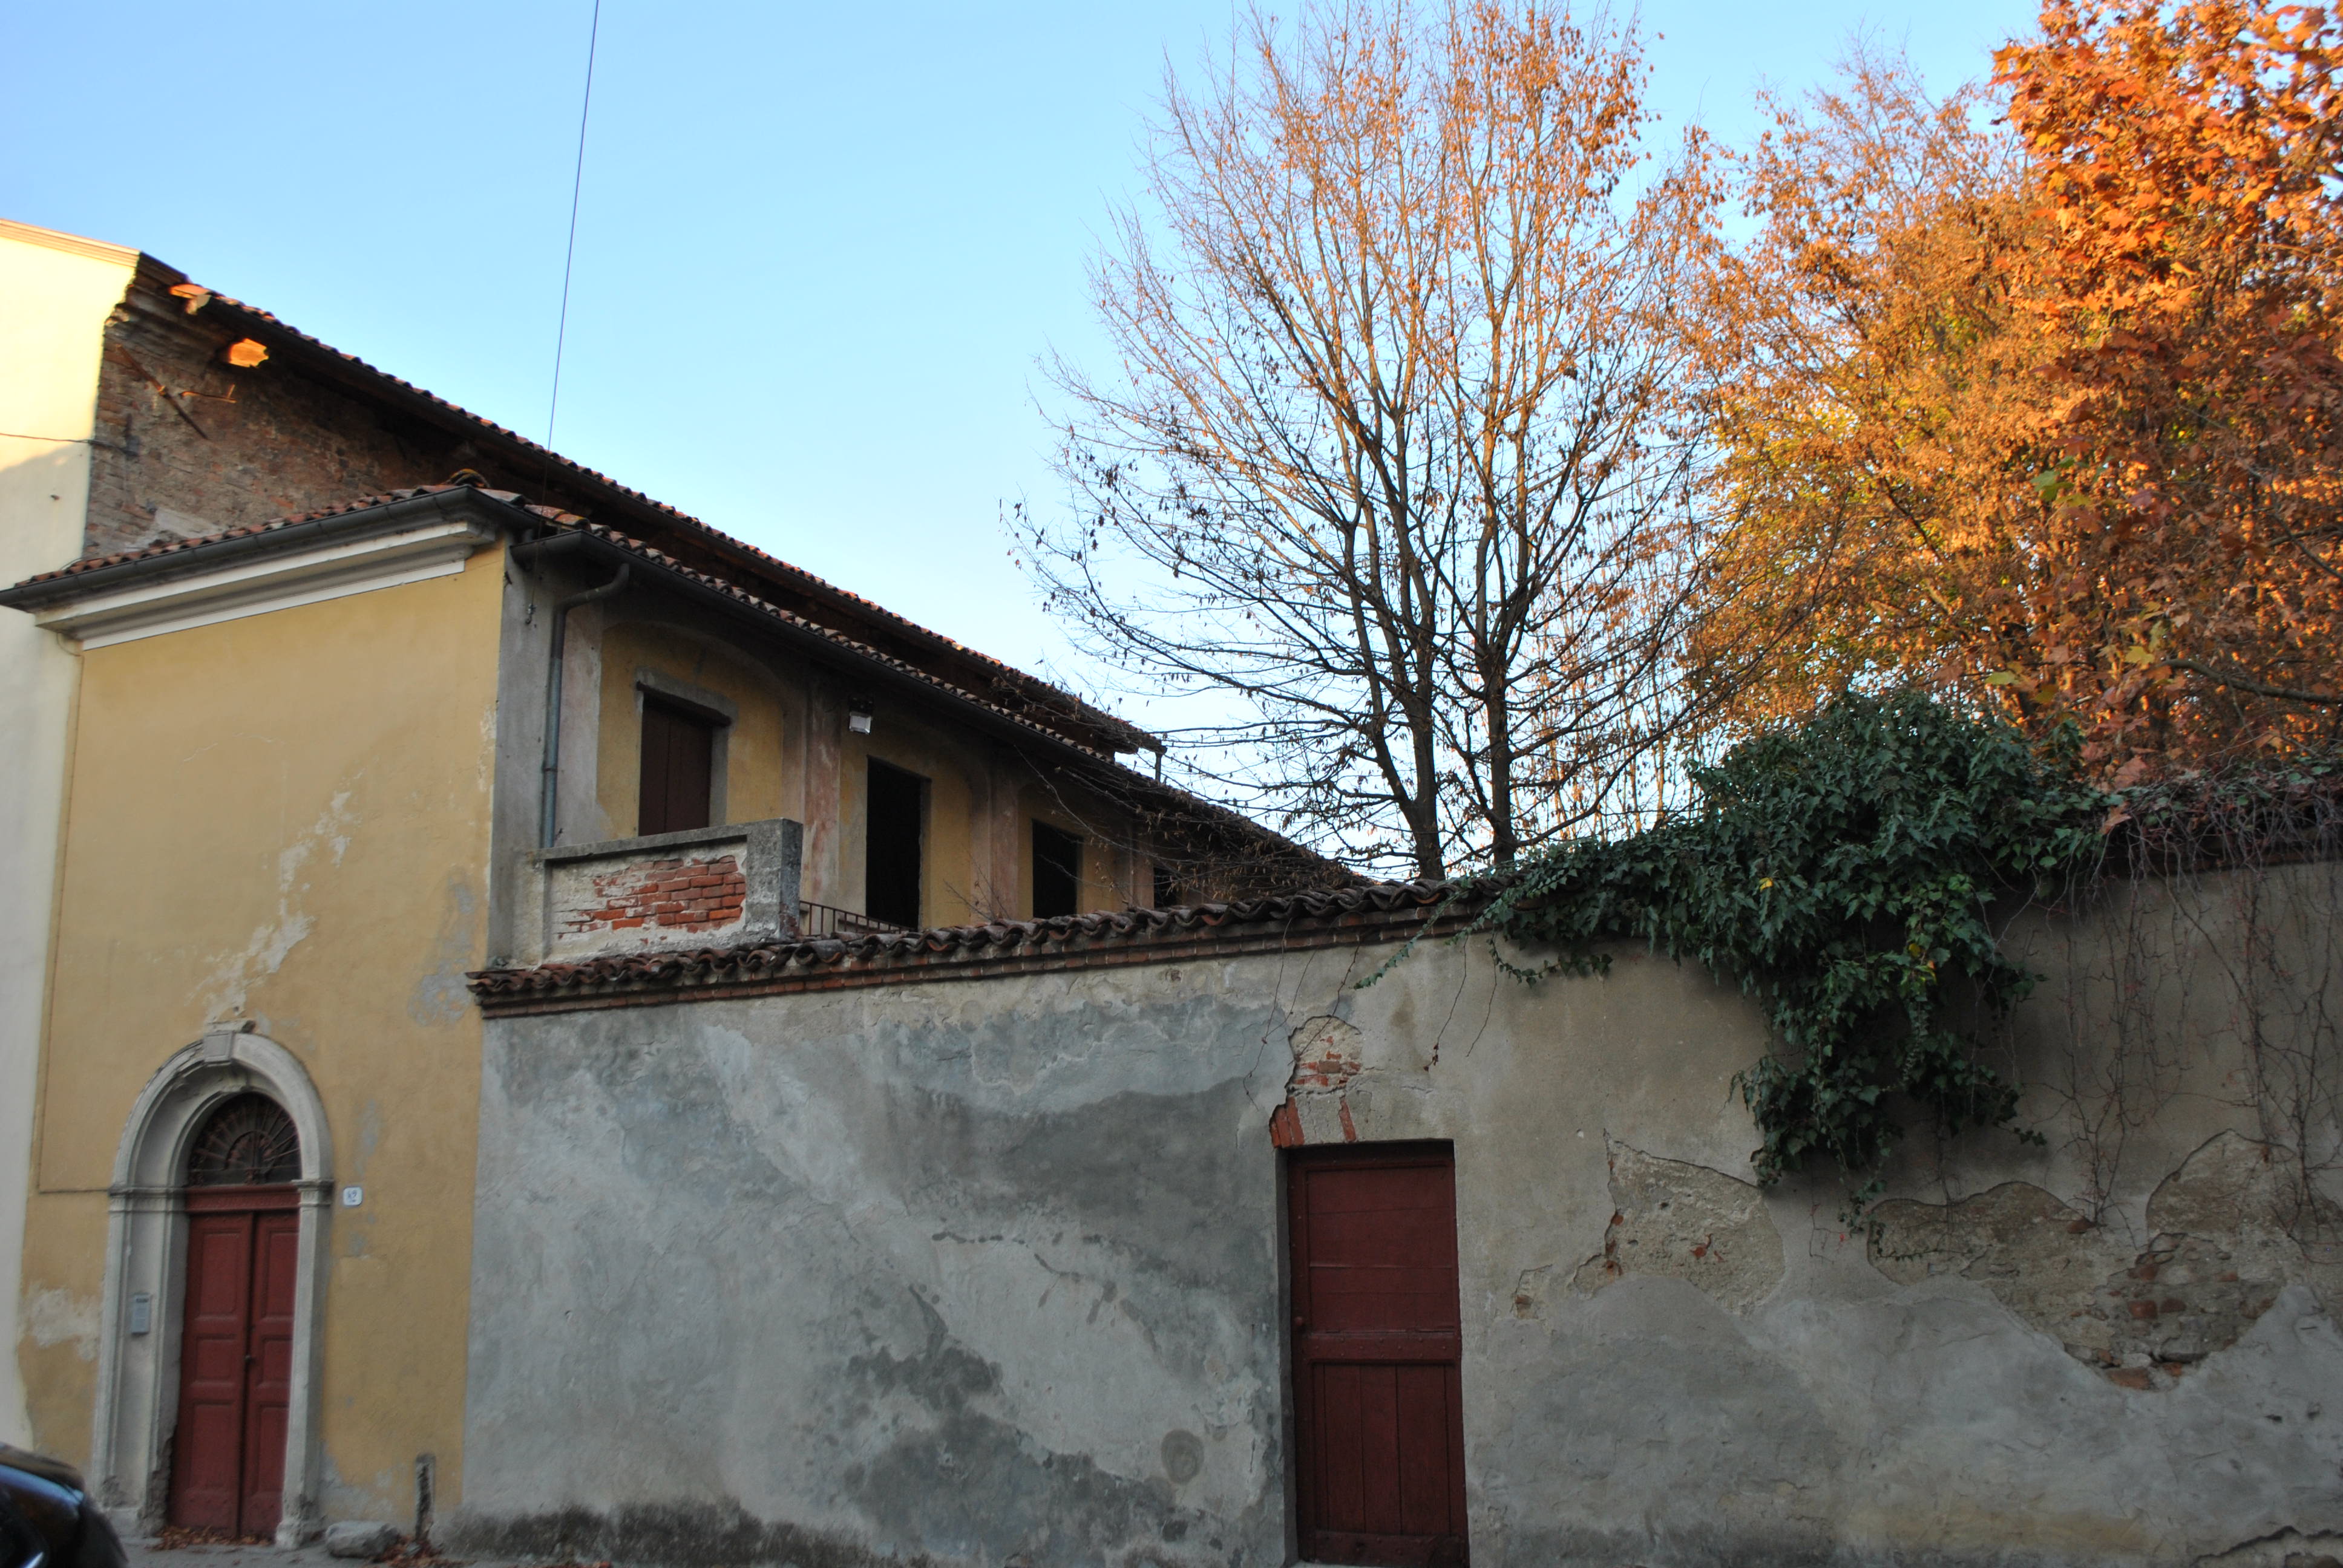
[85,278,465,559]
[1272,1015,1370,1148]
[560,855,748,939]
[1289,1015,1363,1094]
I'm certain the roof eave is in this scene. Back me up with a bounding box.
[0,486,539,611]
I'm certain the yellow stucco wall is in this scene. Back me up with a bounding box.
[845,709,985,929]
[591,620,795,840]
[580,610,1154,928]
[1019,805,1134,920]
[19,546,505,1519]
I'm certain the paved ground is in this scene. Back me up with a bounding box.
[127,1544,344,1568]
[125,1543,533,1568]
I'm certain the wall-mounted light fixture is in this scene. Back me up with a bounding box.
[848,696,874,734]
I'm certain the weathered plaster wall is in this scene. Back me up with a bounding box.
[464,964,1297,1567]
[22,547,506,1522]
[557,586,1152,927]
[592,620,796,841]
[465,880,2343,1567]
[0,219,137,1446]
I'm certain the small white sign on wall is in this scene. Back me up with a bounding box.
[341,1185,364,1207]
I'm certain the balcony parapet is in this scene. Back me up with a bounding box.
[516,818,802,966]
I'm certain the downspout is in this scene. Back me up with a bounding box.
[515,532,630,848]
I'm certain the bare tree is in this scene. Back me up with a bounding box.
[1020,0,1726,880]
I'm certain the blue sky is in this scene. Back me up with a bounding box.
[3,0,2037,711]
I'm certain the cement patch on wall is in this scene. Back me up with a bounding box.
[1568,1141,1786,1312]
[1872,1132,2343,1386]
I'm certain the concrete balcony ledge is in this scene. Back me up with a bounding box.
[517,818,802,965]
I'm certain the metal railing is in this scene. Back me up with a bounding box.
[797,900,909,938]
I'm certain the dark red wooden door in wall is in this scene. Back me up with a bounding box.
[1289,1144,1468,1567]
[168,1189,298,1538]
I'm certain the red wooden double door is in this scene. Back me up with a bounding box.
[1289,1143,1469,1567]
[168,1187,299,1539]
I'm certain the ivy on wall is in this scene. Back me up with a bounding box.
[1436,691,2118,1197]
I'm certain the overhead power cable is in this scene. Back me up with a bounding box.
[547,0,605,451]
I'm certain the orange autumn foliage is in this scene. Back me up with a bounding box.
[1697,3,2343,777]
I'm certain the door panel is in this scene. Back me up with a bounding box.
[241,1212,301,1537]
[1291,1145,1467,1567]
[168,1215,253,1534]
[169,1191,298,1540]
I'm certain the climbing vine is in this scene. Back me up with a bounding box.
[1441,691,2117,1197]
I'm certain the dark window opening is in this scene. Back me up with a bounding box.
[866,759,926,929]
[639,696,718,836]
[1032,821,1083,920]
[1152,861,1182,909]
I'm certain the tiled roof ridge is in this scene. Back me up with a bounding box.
[148,269,1145,750]
[467,878,1471,1004]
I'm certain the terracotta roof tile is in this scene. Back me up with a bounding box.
[10,484,559,587]
[468,879,1464,1009]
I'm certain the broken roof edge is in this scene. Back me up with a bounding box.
[121,255,1156,759]
[467,878,1472,1014]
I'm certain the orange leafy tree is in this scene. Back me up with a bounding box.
[1697,3,2343,777]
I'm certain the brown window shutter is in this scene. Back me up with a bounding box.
[638,697,715,836]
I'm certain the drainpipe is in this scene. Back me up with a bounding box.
[517,534,629,848]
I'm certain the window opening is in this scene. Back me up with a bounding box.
[1152,861,1182,909]
[639,694,718,836]
[865,759,925,929]
[1033,821,1083,920]
[186,1094,300,1186]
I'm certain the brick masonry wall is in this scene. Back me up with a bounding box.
[82,268,634,561]
[85,278,461,557]
[559,856,749,942]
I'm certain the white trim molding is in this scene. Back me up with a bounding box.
[32,518,496,650]
[90,1025,333,1546]
[0,218,140,268]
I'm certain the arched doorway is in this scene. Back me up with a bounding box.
[166,1094,301,1537]
[90,1027,332,1545]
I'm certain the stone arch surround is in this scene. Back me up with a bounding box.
[87,1024,333,1544]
